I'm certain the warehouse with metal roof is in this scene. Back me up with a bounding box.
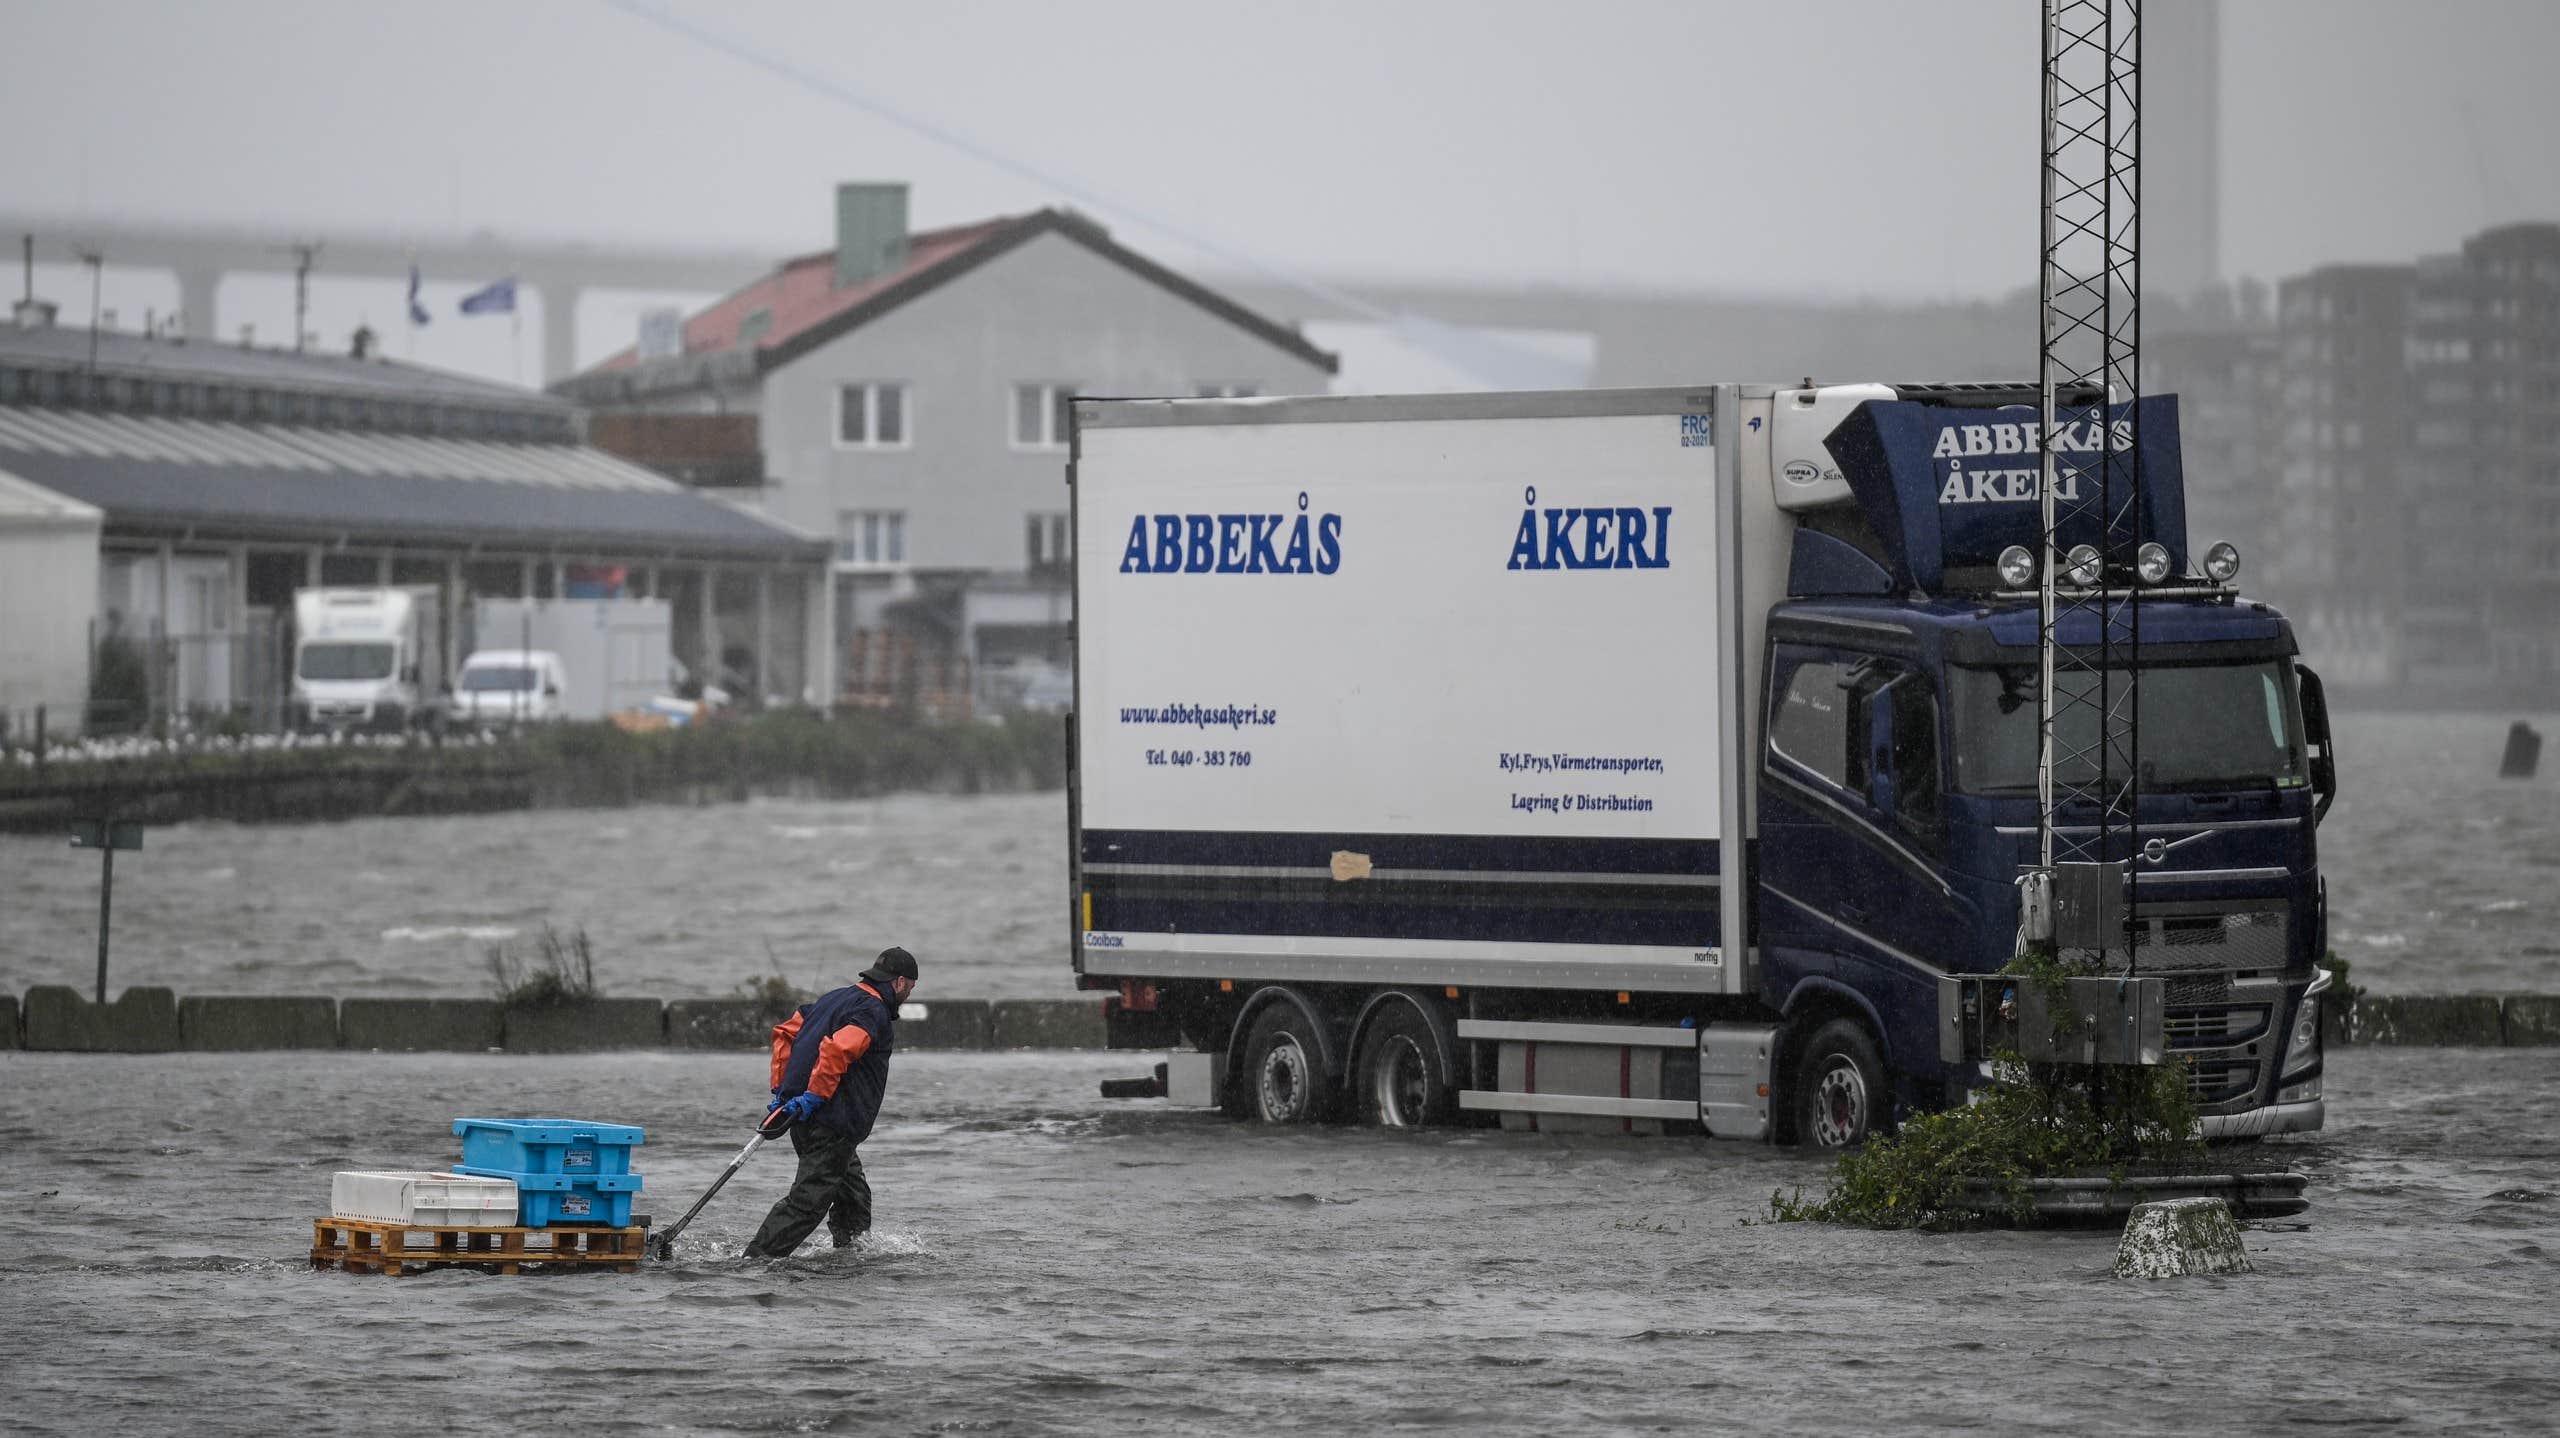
[0,322,830,736]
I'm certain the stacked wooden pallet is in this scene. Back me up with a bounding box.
[310,1218,646,1276]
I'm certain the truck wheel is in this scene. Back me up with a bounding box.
[1354,1003,1450,1128]
[1793,1017,1888,1150]
[1241,1004,1335,1124]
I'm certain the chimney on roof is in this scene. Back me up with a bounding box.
[834,182,910,289]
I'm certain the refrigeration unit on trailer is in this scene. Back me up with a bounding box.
[1066,384,2338,1147]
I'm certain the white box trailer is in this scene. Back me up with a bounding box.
[1068,384,2334,1146]
[1073,388,1762,995]
[465,599,674,722]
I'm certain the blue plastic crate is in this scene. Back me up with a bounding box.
[452,1118,644,1179]
[455,1166,642,1227]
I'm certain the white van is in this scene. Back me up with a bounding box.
[451,649,569,725]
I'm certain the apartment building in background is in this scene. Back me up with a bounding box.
[2147,222,2560,702]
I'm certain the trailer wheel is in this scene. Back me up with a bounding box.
[1793,1017,1888,1151]
[1241,1004,1335,1124]
[1354,1003,1450,1128]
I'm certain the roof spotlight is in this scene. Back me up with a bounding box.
[2064,544,2102,587]
[2135,541,2173,584]
[1997,545,2036,587]
[2203,540,2242,584]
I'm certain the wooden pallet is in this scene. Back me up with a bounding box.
[311,1218,648,1276]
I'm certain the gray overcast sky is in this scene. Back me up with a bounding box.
[3,0,2556,378]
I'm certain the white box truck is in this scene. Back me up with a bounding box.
[1067,385,2338,1147]
[293,586,447,733]
[463,599,674,723]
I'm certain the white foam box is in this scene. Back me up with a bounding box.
[331,1170,520,1227]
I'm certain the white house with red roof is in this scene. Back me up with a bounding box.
[559,184,1336,710]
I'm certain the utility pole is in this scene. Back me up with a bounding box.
[76,247,103,373]
[2033,0,2144,959]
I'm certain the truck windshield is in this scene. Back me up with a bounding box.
[297,642,397,682]
[1947,660,2305,795]
[461,667,536,693]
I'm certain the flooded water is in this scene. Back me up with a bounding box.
[0,1045,2554,1435]
[0,711,2553,1001]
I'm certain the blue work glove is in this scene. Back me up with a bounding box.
[779,1092,824,1123]
[766,1092,785,1115]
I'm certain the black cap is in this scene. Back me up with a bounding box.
[860,946,919,988]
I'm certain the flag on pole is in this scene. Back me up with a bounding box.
[458,278,518,316]
[406,264,431,326]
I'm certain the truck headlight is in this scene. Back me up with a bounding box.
[2282,993,2320,1074]
[1997,545,2036,587]
[2135,541,2173,584]
[2204,540,2242,583]
[2064,544,2102,586]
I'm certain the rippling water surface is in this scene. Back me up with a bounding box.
[0,1047,2554,1435]
[0,711,2552,999]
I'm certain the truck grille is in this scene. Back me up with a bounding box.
[2184,1058,2262,1106]
[2163,1004,2270,1049]
[2067,907,2289,974]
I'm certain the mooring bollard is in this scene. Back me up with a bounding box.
[2500,721,2542,780]
[2114,1197,2253,1278]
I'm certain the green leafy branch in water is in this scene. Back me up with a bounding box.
[1769,947,2203,1230]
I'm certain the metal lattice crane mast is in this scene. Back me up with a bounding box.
[2034,0,2144,957]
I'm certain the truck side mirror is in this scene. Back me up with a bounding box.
[2297,663,2337,823]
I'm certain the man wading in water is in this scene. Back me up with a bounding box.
[746,947,918,1257]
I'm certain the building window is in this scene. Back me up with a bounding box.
[837,382,910,448]
[1013,382,1077,449]
[1194,382,1260,398]
[1026,511,1071,571]
[836,509,907,567]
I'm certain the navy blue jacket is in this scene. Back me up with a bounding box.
[769,981,897,1143]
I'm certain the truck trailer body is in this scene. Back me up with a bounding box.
[463,598,675,723]
[1066,383,2336,1146]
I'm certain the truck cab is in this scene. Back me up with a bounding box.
[1759,596,2333,1139]
[1753,386,2336,1141]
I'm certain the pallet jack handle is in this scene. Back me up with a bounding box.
[650,1110,791,1261]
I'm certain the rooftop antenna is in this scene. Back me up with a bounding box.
[19,234,30,305]
[275,240,322,354]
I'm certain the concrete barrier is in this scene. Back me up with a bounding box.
[902,999,993,1051]
[2502,995,2560,1047]
[180,996,339,1051]
[341,998,503,1052]
[2339,994,2507,1047]
[0,993,16,1050]
[668,999,788,1050]
[503,998,667,1052]
[22,985,182,1052]
[988,998,1107,1050]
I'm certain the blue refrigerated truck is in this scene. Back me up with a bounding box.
[1066,382,2337,1147]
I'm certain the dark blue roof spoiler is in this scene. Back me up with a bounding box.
[1819,394,2189,596]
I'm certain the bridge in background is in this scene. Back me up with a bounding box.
[0,212,2036,390]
